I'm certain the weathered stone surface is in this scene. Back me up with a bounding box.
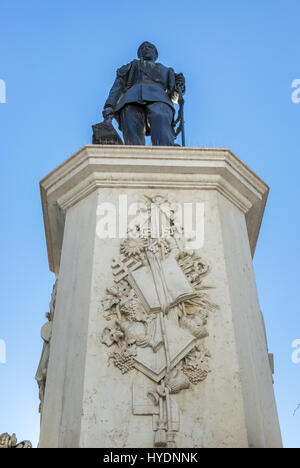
[38,146,282,448]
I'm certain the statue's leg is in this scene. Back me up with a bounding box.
[146,102,174,146]
[119,104,146,145]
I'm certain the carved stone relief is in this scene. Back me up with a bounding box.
[0,433,32,448]
[100,195,218,448]
[35,280,57,414]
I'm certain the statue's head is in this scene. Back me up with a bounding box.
[137,41,158,61]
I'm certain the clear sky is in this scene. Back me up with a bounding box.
[0,0,299,448]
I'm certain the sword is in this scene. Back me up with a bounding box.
[178,86,185,147]
[173,84,185,147]
[146,250,175,448]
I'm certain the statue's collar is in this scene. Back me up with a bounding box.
[140,59,155,65]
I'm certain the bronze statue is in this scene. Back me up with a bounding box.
[93,42,185,146]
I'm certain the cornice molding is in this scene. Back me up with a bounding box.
[40,146,269,274]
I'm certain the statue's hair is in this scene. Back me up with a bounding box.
[137,41,158,60]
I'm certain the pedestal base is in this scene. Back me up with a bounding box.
[38,146,282,448]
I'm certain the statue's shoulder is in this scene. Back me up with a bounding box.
[155,62,175,74]
[117,60,138,77]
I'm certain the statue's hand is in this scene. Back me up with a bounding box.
[102,106,114,121]
[175,73,186,94]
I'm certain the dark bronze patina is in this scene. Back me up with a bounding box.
[92,42,185,146]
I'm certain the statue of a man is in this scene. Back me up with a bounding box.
[102,41,185,146]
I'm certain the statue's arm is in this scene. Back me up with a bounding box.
[167,67,176,100]
[103,63,131,118]
[103,77,124,115]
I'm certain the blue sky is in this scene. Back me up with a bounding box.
[0,0,299,448]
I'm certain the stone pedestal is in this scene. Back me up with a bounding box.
[39,146,282,448]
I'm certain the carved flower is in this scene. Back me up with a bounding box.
[102,282,132,319]
[120,238,145,257]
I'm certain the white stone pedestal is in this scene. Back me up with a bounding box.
[39,146,282,448]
